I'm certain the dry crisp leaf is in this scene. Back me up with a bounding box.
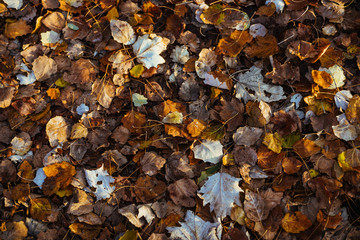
[193,140,223,164]
[263,132,283,154]
[132,34,167,69]
[217,30,253,57]
[233,126,263,147]
[63,58,99,90]
[84,165,115,201]
[133,175,166,203]
[42,162,76,195]
[30,198,53,221]
[265,59,300,84]
[121,110,146,133]
[168,178,197,207]
[0,87,15,108]
[281,211,312,233]
[338,148,360,172]
[282,157,302,174]
[244,35,279,58]
[187,119,206,137]
[244,190,268,222]
[200,4,225,25]
[32,55,58,82]
[46,88,60,100]
[0,221,28,240]
[69,223,101,240]
[70,123,88,139]
[46,116,70,147]
[5,20,32,39]
[198,172,243,220]
[110,19,136,45]
[345,95,360,124]
[167,210,220,240]
[11,132,32,155]
[91,78,115,108]
[140,152,166,176]
[293,138,321,158]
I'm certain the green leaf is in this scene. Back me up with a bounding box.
[118,230,138,240]
[197,163,221,184]
[201,121,225,141]
[130,64,144,78]
[282,132,301,149]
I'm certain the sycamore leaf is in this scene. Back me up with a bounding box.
[235,66,286,103]
[84,164,115,201]
[193,140,223,164]
[167,210,221,240]
[132,93,148,107]
[132,34,167,69]
[198,172,243,220]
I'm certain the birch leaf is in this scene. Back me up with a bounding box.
[132,93,148,107]
[167,210,221,240]
[132,34,167,69]
[110,20,136,45]
[235,66,286,103]
[198,172,243,220]
[84,165,115,201]
[193,140,223,164]
[46,116,70,147]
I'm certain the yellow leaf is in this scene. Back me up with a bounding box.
[47,88,60,100]
[30,198,52,221]
[55,77,70,87]
[106,7,119,21]
[263,132,283,154]
[70,123,88,139]
[338,149,360,172]
[187,119,206,137]
[69,223,101,239]
[130,64,144,78]
[222,154,235,166]
[119,230,138,240]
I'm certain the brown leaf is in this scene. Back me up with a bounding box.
[186,119,206,137]
[272,174,299,192]
[219,97,244,132]
[285,0,317,11]
[42,162,76,195]
[346,95,360,124]
[269,110,301,137]
[222,228,249,240]
[18,160,35,183]
[0,121,15,144]
[67,188,94,216]
[287,40,318,61]
[281,211,312,233]
[310,113,338,133]
[111,125,130,144]
[282,157,303,174]
[293,138,321,158]
[140,152,166,176]
[256,3,276,16]
[316,210,342,229]
[133,175,166,203]
[0,87,15,108]
[69,223,101,240]
[165,14,185,38]
[11,97,36,116]
[257,145,284,173]
[0,159,17,183]
[234,146,258,166]
[312,70,333,88]
[63,58,99,90]
[217,30,253,57]
[155,100,186,118]
[165,152,195,181]
[265,59,300,84]
[30,198,56,221]
[244,35,279,58]
[244,190,269,222]
[168,178,197,207]
[0,221,28,240]
[121,110,146,133]
[32,55,58,82]
[319,47,344,68]
[9,183,30,201]
[91,78,115,108]
[4,20,32,39]
[87,128,111,150]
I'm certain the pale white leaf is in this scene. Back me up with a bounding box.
[171,45,190,64]
[40,30,61,48]
[318,64,346,89]
[198,172,243,220]
[195,60,210,79]
[110,20,136,45]
[65,0,83,7]
[11,132,32,156]
[46,116,70,147]
[118,204,144,228]
[138,204,155,225]
[84,164,115,201]
[193,140,223,164]
[290,93,303,109]
[162,112,183,124]
[335,90,352,110]
[132,93,148,107]
[3,0,23,10]
[235,66,286,103]
[76,104,89,115]
[33,168,46,189]
[249,24,267,38]
[17,71,36,85]
[265,0,285,13]
[332,118,358,141]
[203,72,229,90]
[167,210,220,240]
[132,34,167,69]
[259,100,272,123]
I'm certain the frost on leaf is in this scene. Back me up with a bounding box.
[193,140,223,164]
[46,116,70,147]
[132,34,168,69]
[84,164,115,201]
[198,172,243,220]
[235,66,286,103]
[110,20,136,45]
[167,210,221,240]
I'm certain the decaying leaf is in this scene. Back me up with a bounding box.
[193,140,223,164]
[244,35,279,58]
[110,19,136,45]
[46,116,70,147]
[168,178,197,207]
[5,20,32,39]
[233,126,263,147]
[140,151,166,176]
[84,165,115,201]
[198,172,243,220]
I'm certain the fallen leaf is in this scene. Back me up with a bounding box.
[110,19,136,45]
[269,110,301,137]
[265,59,300,84]
[217,30,253,57]
[167,210,221,240]
[5,20,32,39]
[0,221,28,240]
[198,172,243,220]
[200,4,225,25]
[346,95,360,124]
[140,152,166,176]
[63,58,99,90]
[42,162,76,195]
[46,116,70,147]
[121,110,146,133]
[293,138,321,158]
[118,204,145,228]
[244,35,279,58]
[218,97,244,132]
[257,145,284,173]
[281,211,312,233]
[263,132,283,154]
[244,190,268,222]
[0,86,15,108]
[134,175,166,203]
[69,223,101,240]
[132,34,167,69]
[130,64,144,78]
[338,148,360,172]
[233,126,263,147]
[70,123,88,139]
[30,198,53,221]
[11,132,32,155]
[193,140,223,164]
[282,157,303,174]
[32,55,58,82]
[84,164,115,200]
[168,178,197,207]
[187,119,206,137]
[316,210,342,229]
[91,78,115,108]
[46,88,60,100]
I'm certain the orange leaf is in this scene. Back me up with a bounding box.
[142,0,162,18]
[187,119,207,137]
[319,47,344,68]
[121,110,147,133]
[244,35,279,58]
[157,100,186,118]
[46,88,60,100]
[312,70,333,88]
[217,30,253,57]
[165,124,182,137]
[18,160,35,183]
[69,223,101,239]
[316,210,342,229]
[281,211,312,233]
[42,162,76,195]
[345,95,360,124]
[257,145,285,173]
[4,20,32,39]
[30,198,53,221]
[293,138,321,158]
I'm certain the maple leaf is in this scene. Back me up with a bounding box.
[132,34,167,69]
[198,172,243,220]
[235,66,286,103]
[167,210,221,240]
[193,140,223,164]
[84,165,115,201]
